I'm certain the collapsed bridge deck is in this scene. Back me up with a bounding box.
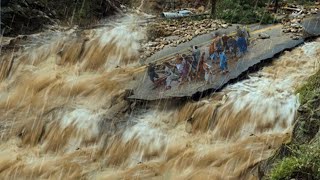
[129,14,320,101]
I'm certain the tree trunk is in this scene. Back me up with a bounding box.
[211,0,217,18]
[274,0,279,13]
[1,0,10,6]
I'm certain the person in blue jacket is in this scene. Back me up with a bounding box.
[219,51,229,74]
[237,36,247,57]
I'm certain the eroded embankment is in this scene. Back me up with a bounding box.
[260,69,320,180]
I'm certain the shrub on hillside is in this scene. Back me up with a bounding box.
[216,0,277,24]
[269,144,320,180]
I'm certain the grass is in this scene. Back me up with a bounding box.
[268,69,320,179]
[296,70,320,104]
[287,0,317,6]
[216,0,277,24]
[268,144,320,180]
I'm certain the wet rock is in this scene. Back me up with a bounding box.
[145,51,152,57]
[186,35,193,40]
[195,30,201,36]
[290,23,301,28]
[282,29,290,33]
[140,55,146,59]
[148,42,158,47]
[291,36,300,40]
[310,9,318,14]
[197,6,205,13]
[258,33,270,39]
[221,24,228,29]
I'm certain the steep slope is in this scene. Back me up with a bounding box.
[0,0,126,36]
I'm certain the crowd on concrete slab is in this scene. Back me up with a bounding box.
[147,26,250,90]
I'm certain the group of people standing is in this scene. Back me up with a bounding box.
[147,26,250,90]
[209,26,250,73]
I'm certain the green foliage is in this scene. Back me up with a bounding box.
[286,0,318,6]
[216,0,277,24]
[268,69,320,180]
[296,70,320,104]
[269,144,320,180]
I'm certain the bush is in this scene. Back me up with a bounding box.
[286,0,317,6]
[269,144,320,180]
[216,0,277,24]
[267,68,320,180]
[296,70,320,104]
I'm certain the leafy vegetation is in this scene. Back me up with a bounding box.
[215,0,277,24]
[267,69,320,179]
[287,0,318,6]
[213,0,317,24]
[296,70,320,104]
[269,144,320,180]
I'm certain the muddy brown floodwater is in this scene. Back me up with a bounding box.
[0,14,319,179]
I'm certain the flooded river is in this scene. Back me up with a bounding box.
[0,15,319,179]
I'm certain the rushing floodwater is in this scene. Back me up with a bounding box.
[0,15,319,179]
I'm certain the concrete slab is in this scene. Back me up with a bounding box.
[130,14,320,101]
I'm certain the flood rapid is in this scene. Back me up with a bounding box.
[0,15,319,179]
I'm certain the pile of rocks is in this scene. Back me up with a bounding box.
[141,18,230,59]
[282,19,304,40]
[281,4,319,40]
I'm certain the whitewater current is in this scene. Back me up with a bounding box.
[0,14,319,179]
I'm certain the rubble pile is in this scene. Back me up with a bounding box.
[142,18,230,59]
[281,4,319,40]
[282,18,304,40]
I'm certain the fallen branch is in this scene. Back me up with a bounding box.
[281,7,301,11]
